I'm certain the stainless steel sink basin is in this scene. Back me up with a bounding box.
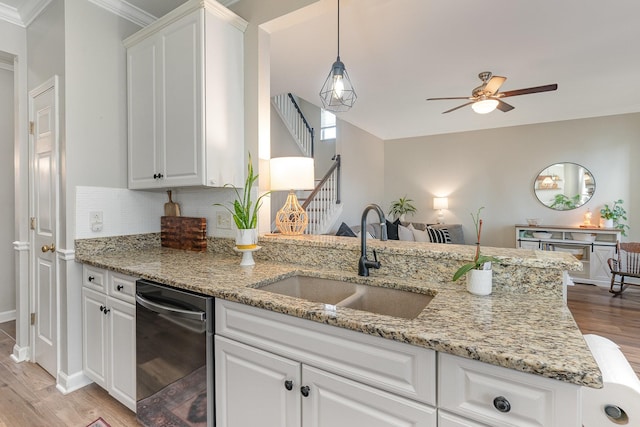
[258,275,433,319]
[259,276,358,305]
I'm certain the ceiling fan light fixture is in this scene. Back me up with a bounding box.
[472,98,499,114]
[319,0,356,113]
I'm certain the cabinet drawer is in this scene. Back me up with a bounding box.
[83,265,107,293]
[108,272,136,304]
[216,299,436,405]
[438,353,580,427]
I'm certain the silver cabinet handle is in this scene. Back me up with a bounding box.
[135,293,205,321]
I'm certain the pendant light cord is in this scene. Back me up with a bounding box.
[337,0,340,58]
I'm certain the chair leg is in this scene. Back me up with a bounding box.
[610,273,623,296]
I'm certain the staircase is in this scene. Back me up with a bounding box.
[272,93,314,157]
[271,93,342,234]
[301,155,343,235]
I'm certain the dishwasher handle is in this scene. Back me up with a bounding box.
[135,293,206,321]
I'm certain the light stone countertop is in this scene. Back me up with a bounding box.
[75,240,601,389]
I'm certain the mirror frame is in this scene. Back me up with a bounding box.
[534,162,595,210]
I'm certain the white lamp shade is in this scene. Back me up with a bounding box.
[471,99,499,114]
[433,197,448,210]
[270,157,315,191]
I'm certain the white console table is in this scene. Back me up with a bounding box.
[515,225,621,287]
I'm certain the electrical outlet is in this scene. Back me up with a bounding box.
[90,211,103,232]
[216,211,232,229]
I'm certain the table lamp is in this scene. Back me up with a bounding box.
[433,197,448,224]
[270,157,315,235]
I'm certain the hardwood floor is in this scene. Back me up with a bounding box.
[0,284,637,426]
[567,283,640,377]
[0,322,138,427]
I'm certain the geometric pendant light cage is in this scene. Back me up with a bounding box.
[319,0,357,112]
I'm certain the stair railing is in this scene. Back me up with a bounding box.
[272,93,314,157]
[302,155,341,234]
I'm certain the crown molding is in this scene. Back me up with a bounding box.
[0,2,22,26]
[88,0,157,27]
[0,0,52,27]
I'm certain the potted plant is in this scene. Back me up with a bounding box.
[452,207,499,295]
[600,199,629,236]
[388,196,417,221]
[214,153,269,249]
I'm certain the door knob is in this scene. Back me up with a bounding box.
[41,243,55,253]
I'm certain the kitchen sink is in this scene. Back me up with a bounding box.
[258,275,433,319]
[259,275,358,305]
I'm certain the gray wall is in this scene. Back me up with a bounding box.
[0,67,14,319]
[384,113,640,247]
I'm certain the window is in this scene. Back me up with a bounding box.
[320,109,336,141]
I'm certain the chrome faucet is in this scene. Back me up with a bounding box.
[358,204,388,276]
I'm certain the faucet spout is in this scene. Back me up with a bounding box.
[358,204,388,276]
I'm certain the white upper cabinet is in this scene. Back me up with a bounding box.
[125,0,247,189]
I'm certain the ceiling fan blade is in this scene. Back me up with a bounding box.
[496,99,515,112]
[498,83,558,98]
[426,97,472,101]
[442,102,474,114]
[484,76,506,95]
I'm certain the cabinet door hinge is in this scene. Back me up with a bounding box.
[30,313,36,325]
[30,217,36,230]
[29,121,34,135]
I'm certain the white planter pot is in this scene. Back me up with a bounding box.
[236,228,257,249]
[602,219,614,228]
[467,269,493,296]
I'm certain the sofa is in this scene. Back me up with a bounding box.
[341,221,465,245]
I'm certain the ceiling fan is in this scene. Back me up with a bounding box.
[427,71,558,114]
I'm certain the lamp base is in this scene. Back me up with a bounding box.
[276,192,309,235]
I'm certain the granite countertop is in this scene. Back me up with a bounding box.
[75,244,601,389]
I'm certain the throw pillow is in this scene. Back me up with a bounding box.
[427,226,452,244]
[398,224,415,241]
[409,223,429,242]
[386,219,400,240]
[335,222,356,237]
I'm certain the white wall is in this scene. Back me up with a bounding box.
[0,67,15,320]
[335,118,385,227]
[384,113,640,247]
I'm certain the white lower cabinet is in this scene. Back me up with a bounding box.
[82,266,136,411]
[215,300,437,427]
[215,335,435,427]
[438,411,489,427]
[438,353,580,427]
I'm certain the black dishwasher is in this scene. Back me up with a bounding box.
[135,279,214,427]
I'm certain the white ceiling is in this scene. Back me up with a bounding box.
[3,0,640,140]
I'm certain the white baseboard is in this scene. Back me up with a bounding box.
[0,309,16,323]
[11,343,29,362]
[56,370,93,395]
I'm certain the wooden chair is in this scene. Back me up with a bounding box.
[608,242,640,295]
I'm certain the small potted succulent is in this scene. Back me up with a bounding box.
[388,196,417,221]
[452,207,499,295]
[214,153,269,249]
[600,199,629,236]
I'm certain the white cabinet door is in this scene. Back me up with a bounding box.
[215,335,301,427]
[127,34,160,189]
[590,246,615,282]
[108,296,136,411]
[438,353,580,427]
[302,365,436,427]
[439,411,489,427]
[82,287,108,388]
[160,11,203,188]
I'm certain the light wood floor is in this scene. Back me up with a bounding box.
[567,283,640,376]
[0,284,638,426]
[0,322,138,427]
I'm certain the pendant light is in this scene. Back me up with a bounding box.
[319,0,357,113]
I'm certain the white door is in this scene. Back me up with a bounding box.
[108,296,136,411]
[215,335,301,427]
[30,77,59,378]
[302,365,436,427]
[82,287,108,388]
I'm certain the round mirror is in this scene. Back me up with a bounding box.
[534,162,595,210]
